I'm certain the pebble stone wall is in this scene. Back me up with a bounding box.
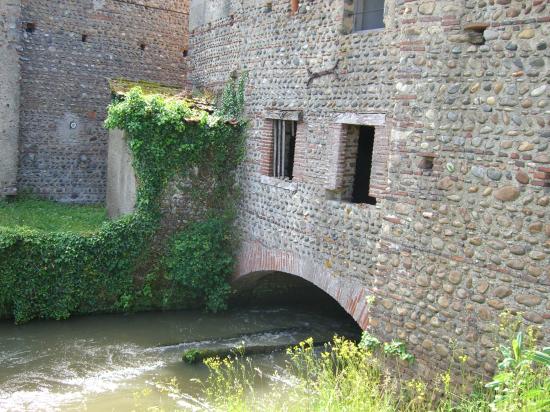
[16,0,189,203]
[188,0,550,376]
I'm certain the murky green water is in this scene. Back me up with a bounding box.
[0,306,359,411]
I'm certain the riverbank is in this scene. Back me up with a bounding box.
[201,330,549,412]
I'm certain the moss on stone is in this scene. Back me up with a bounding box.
[182,344,287,364]
[109,78,182,97]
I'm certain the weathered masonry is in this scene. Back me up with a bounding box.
[0,0,21,198]
[2,0,549,379]
[0,0,188,203]
[188,0,550,376]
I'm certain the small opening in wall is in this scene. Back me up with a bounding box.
[464,23,489,46]
[182,49,188,57]
[24,22,36,33]
[351,126,377,205]
[140,43,146,51]
[82,34,88,42]
[418,156,434,171]
[264,2,272,13]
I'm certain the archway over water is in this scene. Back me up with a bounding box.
[234,241,372,330]
[231,270,363,341]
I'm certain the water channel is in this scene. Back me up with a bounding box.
[0,300,360,411]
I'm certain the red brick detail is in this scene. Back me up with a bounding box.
[325,124,348,190]
[235,241,371,329]
[259,118,274,176]
[326,118,390,199]
[369,123,390,199]
[292,122,307,182]
[383,215,402,224]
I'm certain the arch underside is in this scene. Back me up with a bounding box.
[234,240,371,329]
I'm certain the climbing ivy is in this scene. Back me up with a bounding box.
[0,212,156,323]
[0,75,247,323]
[164,217,234,312]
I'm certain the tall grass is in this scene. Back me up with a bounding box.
[201,333,549,412]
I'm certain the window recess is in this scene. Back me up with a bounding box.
[272,119,297,180]
[354,0,385,32]
[351,126,376,205]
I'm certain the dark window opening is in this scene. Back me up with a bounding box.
[182,49,188,57]
[24,22,36,33]
[353,0,385,32]
[81,34,88,42]
[272,119,297,180]
[140,43,146,51]
[418,156,434,171]
[351,126,377,205]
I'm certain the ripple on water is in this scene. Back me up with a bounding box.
[0,342,166,411]
[0,389,85,412]
[0,307,361,411]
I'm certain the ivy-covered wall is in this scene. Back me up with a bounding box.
[0,79,247,323]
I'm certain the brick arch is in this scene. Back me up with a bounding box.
[234,240,371,329]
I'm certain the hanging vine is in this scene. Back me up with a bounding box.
[0,75,248,322]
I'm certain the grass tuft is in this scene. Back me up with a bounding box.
[0,197,107,234]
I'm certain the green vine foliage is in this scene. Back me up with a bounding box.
[164,218,234,312]
[0,75,247,323]
[0,212,156,323]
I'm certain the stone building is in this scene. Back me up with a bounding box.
[0,0,188,203]
[1,0,549,377]
[187,0,549,375]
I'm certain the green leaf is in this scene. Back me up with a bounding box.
[529,350,550,367]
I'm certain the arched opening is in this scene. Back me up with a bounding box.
[231,271,362,341]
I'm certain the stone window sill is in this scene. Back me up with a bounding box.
[327,199,376,209]
[351,27,385,35]
[260,175,298,192]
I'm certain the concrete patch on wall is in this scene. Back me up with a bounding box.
[189,0,232,30]
[55,112,84,146]
[0,0,21,197]
[106,129,136,218]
